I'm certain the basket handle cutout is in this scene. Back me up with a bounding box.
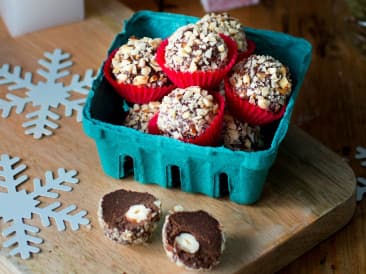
[215,172,230,197]
[122,155,134,177]
[167,165,181,188]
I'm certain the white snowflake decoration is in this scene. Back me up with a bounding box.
[0,154,90,259]
[0,49,95,139]
[355,146,366,201]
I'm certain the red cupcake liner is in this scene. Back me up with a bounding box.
[224,78,286,126]
[156,34,238,90]
[147,113,160,135]
[237,39,256,62]
[103,48,176,104]
[148,92,225,146]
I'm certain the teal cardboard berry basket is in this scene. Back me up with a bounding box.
[82,11,312,204]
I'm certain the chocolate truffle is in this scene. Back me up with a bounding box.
[157,86,219,140]
[111,37,169,87]
[229,55,292,112]
[162,206,225,270]
[165,24,229,72]
[196,12,247,52]
[98,189,162,245]
[123,101,161,133]
[222,113,263,151]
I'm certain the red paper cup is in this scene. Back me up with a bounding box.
[148,92,225,146]
[147,113,161,135]
[224,78,286,125]
[103,48,176,104]
[156,34,238,90]
[237,39,256,62]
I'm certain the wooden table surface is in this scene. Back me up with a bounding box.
[0,0,365,273]
[117,0,366,273]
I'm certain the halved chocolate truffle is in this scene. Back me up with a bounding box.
[162,206,225,270]
[98,189,162,245]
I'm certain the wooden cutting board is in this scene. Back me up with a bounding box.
[0,0,356,273]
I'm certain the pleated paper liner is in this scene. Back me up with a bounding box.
[103,48,176,104]
[237,39,256,61]
[148,92,225,146]
[224,78,286,125]
[156,34,238,90]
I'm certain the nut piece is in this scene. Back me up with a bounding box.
[153,200,162,208]
[257,97,270,110]
[173,205,184,212]
[278,76,291,94]
[175,233,200,254]
[133,75,149,86]
[125,204,151,223]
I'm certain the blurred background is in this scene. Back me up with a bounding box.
[119,0,366,56]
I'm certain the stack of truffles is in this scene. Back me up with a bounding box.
[104,12,292,152]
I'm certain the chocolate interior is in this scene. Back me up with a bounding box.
[101,189,159,231]
[165,210,223,269]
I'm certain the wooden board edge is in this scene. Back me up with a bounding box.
[244,190,357,274]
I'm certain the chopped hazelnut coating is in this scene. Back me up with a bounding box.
[158,86,219,140]
[165,24,229,72]
[196,13,247,52]
[222,114,263,151]
[111,36,170,87]
[123,101,161,133]
[229,55,292,112]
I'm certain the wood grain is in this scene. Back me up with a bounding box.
[0,0,360,273]
[0,106,357,273]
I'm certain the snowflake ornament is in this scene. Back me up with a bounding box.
[0,49,95,139]
[0,154,90,259]
[355,146,366,201]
